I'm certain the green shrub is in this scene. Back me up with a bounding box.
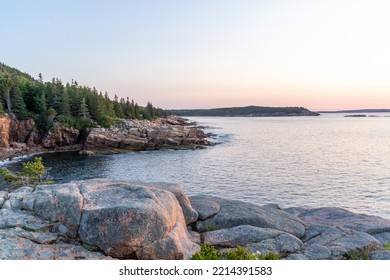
[343,245,377,260]
[0,157,53,189]
[204,225,218,232]
[191,244,222,260]
[226,246,259,260]
[191,244,279,260]
[383,242,390,251]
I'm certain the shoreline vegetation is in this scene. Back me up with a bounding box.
[0,63,212,161]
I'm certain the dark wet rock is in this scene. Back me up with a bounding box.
[194,196,306,238]
[189,195,221,220]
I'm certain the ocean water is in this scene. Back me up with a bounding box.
[3,114,390,219]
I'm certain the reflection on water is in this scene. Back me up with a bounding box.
[3,114,390,219]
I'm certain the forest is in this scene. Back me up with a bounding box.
[0,63,169,132]
[171,105,319,117]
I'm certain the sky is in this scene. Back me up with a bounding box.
[1,0,390,110]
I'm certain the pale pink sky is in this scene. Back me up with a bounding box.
[3,0,390,111]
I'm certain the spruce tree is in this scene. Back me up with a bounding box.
[78,97,90,119]
[10,83,28,119]
[59,90,71,116]
[0,74,15,118]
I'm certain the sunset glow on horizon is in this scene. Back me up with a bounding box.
[2,0,390,111]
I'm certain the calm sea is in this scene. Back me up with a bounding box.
[2,113,390,219]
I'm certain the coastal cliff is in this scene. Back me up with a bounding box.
[0,116,210,161]
[1,179,389,260]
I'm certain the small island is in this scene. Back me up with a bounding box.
[171,106,320,117]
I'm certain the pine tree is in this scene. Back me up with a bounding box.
[78,97,90,119]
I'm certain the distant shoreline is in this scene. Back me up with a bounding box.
[318,109,390,113]
[171,106,319,117]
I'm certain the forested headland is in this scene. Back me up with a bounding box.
[0,62,169,132]
[171,106,319,117]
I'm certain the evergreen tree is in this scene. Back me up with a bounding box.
[10,82,28,119]
[0,74,15,118]
[134,102,141,119]
[144,102,156,120]
[59,90,71,116]
[113,94,124,118]
[78,97,91,119]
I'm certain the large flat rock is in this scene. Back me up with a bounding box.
[192,196,306,238]
[0,229,110,260]
[203,225,303,255]
[298,207,390,234]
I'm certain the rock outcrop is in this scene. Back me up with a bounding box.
[0,179,199,260]
[42,125,80,148]
[0,117,11,148]
[1,179,389,260]
[84,116,209,152]
[189,195,390,260]
[0,115,210,161]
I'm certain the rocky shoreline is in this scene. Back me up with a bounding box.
[0,116,211,161]
[1,179,389,260]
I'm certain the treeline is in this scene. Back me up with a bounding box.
[171,105,320,117]
[0,63,169,131]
